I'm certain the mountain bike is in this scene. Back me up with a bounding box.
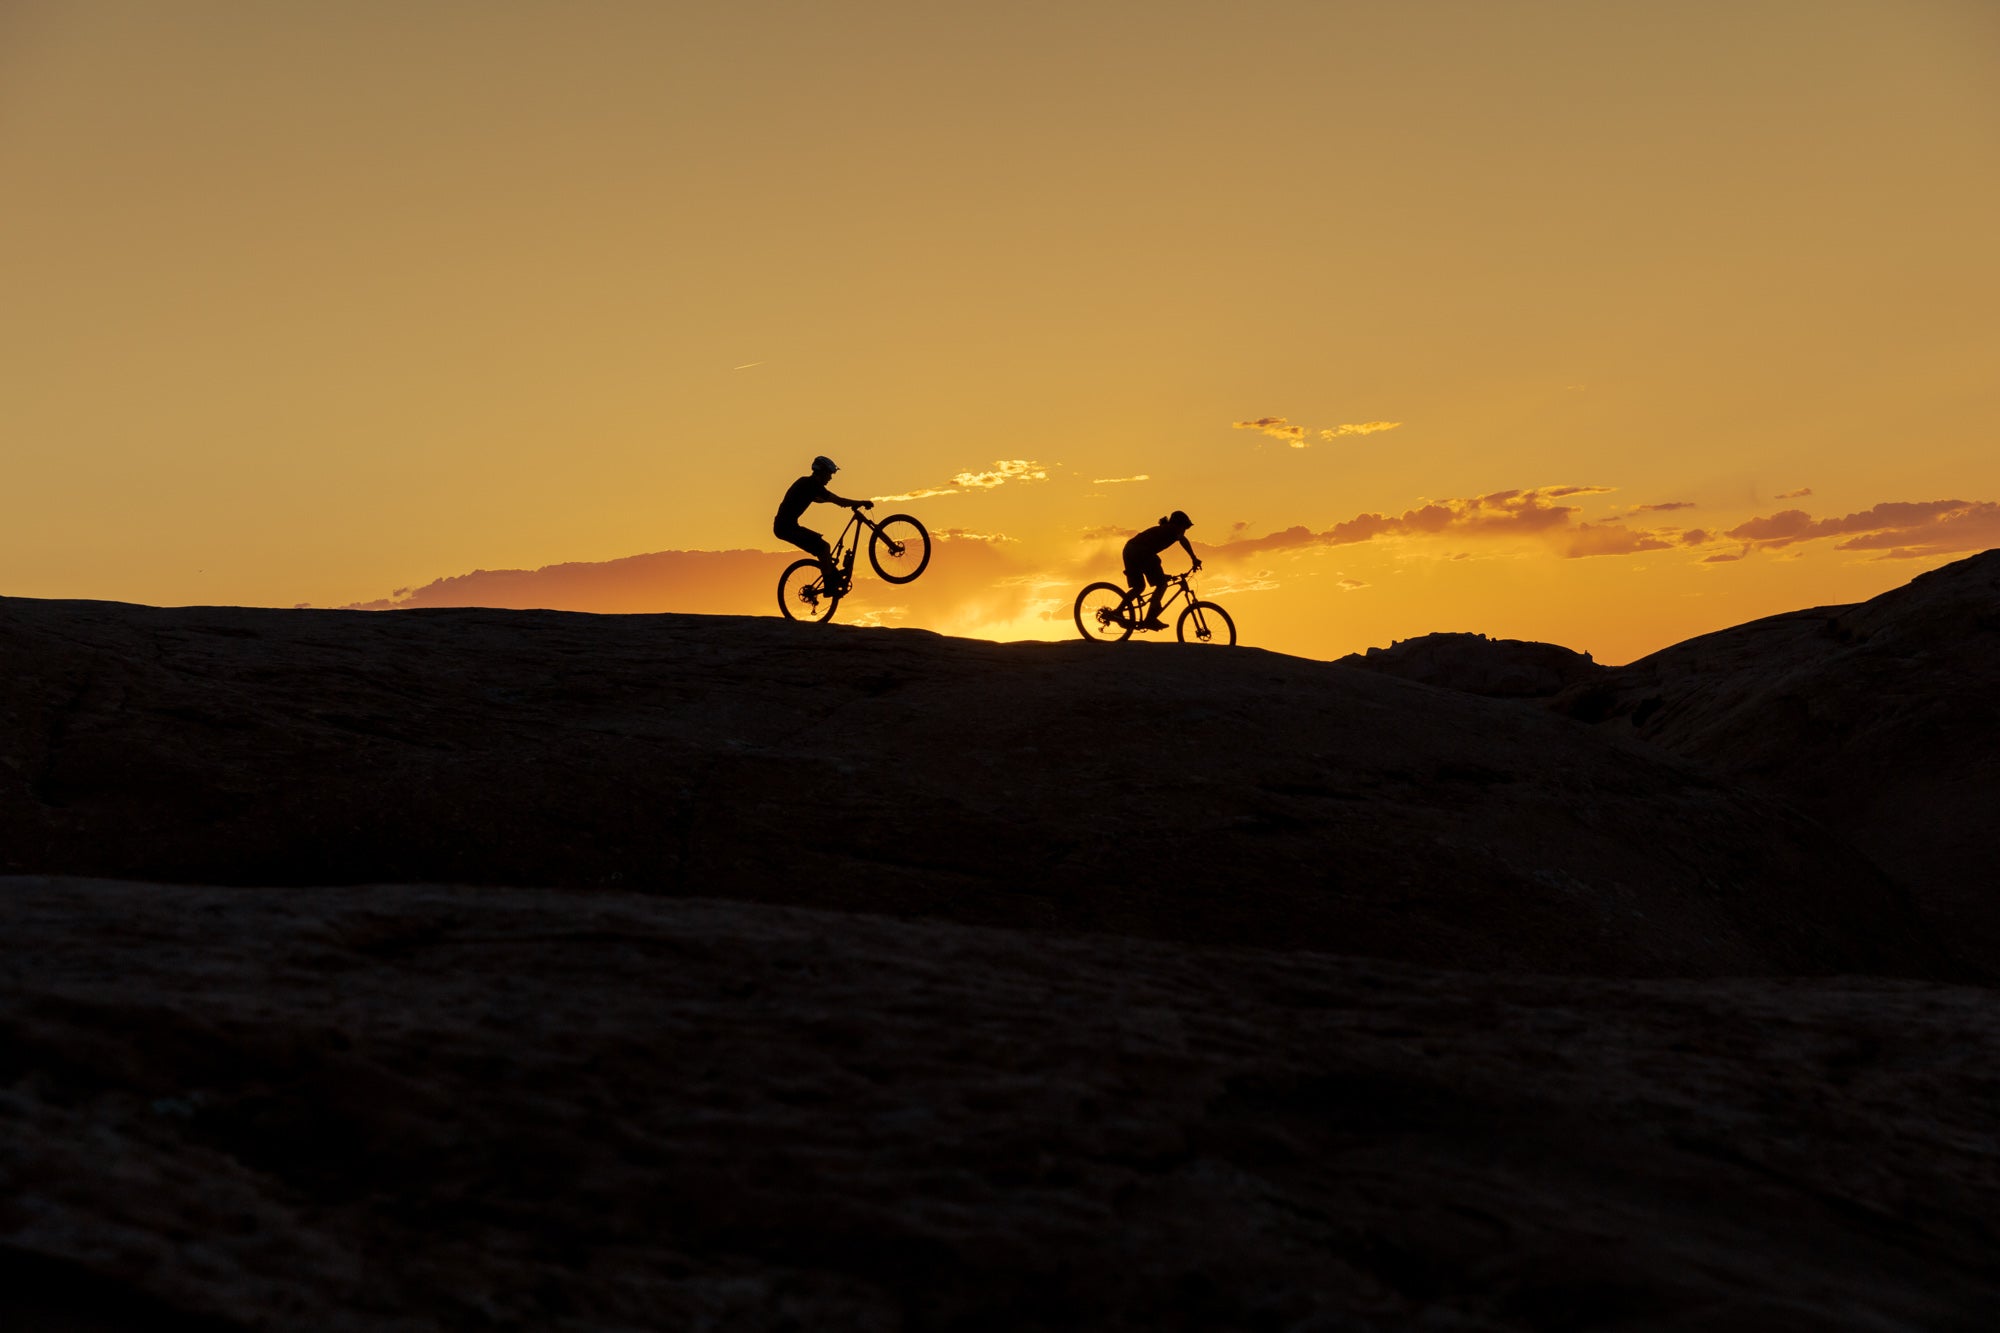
[1073,569,1236,645]
[777,506,932,623]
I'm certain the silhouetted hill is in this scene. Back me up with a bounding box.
[1555,548,2000,968]
[1338,631,1604,697]
[0,595,1944,979]
[6,572,2000,1329]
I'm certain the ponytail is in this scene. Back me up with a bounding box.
[1158,515,1170,526]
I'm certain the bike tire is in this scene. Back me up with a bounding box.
[868,513,931,584]
[778,559,840,623]
[1176,600,1236,645]
[1074,582,1135,642]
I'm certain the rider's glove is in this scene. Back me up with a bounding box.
[860,500,875,510]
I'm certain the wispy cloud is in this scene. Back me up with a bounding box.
[1092,474,1150,485]
[345,530,1038,626]
[1562,523,1679,558]
[1232,416,1307,444]
[1233,416,1403,449]
[1319,422,1404,441]
[346,549,789,614]
[1776,486,1813,499]
[1724,498,2000,559]
[876,458,1051,503]
[1634,501,1696,512]
[1199,485,1716,561]
[1319,486,1615,547]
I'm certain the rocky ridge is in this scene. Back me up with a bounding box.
[0,594,1949,979]
[4,552,2000,1330]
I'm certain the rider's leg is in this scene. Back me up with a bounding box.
[1123,565,1147,622]
[776,520,838,590]
[1143,562,1168,625]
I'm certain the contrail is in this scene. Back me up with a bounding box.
[733,361,766,371]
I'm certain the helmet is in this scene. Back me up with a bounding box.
[1168,510,1193,529]
[811,455,839,475]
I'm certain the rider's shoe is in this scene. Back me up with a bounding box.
[1137,617,1168,631]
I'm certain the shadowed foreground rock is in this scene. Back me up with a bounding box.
[0,595,1951,978]
[4,877,1998,1332]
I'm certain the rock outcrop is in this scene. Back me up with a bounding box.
[1339,632,1604,698]
[0,596,1946,979]
[1555,548,2000,969]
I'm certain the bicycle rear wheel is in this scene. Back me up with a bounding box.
[869,513,931,584]
[1074,582,1135,642]
[778,559,840,623]
[1176,600,1235,645]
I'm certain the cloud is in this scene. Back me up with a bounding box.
[1724,498,2000,559]
[933,528,1015,543]
[1727,508,1816,544]
[1232,416,1308,444]
[346,549,790,614]
[1318,422,1404,441]
[1634,501,1696,512]
[345,532,1037,629]
[1196,484,1712,562]
[877,459,1050,503]
[1563,523,1677,558]
[1335,577,1369,591]
[1232,416,1405,449]
[1322,486,1613,546]
[1204,571,1282,596]
[1092,474,1150,485]
[1776,486,1813,499]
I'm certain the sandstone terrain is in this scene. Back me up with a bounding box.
[3,551,1998,1329]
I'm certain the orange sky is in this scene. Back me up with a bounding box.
[4,1,1996,663]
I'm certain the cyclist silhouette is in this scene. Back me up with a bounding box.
[1124,510,1201,630]
[775,455,873,596]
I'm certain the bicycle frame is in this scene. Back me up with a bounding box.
[1118,571,1195,623]
[826,508,886,580]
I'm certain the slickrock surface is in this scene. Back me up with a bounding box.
[5,554,1999,1330]
[1555,549,2000,970]
[0,596,1945,978]
[4,877,1998,1332]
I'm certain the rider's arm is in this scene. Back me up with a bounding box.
[823,490,872,509]
[1179,535,1201,570]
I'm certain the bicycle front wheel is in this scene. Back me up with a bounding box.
[778,559,840,623]
[869,514,932,584]
[1176,600,1235,645]
[1074,582,1134,642]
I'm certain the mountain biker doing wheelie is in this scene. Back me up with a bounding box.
[775,455,872,597]
[1124,510,1201,630]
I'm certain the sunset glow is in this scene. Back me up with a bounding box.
[5,2,1996,663]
